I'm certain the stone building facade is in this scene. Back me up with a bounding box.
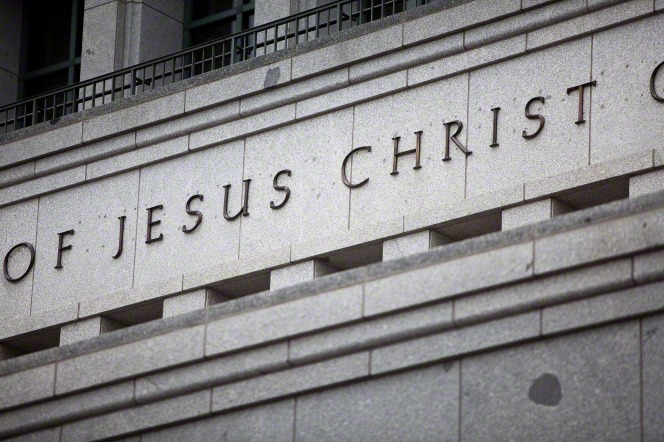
[0,0,663,440]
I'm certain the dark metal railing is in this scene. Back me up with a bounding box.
[0,0,430,135]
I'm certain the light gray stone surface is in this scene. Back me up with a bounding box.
[591,14,664,164]
[634,249,664,284]
[630,167,664,198]
[255,0,291,25]
[56,325,204,394]
[240,109,351,258]
[80,1,123,80]
[31,171,139,314]
[5,427,61,442]
[296,364,459,442]
[542,281,664,334]
[0,364,55,410]
[643,313,664,442]
[364,241,533,317]
[371,312,540,374]
[0,123,83,170]
[211,352,369,411]
[0,304,79,341]
[142,400,294,441]
[134,3,182,63]
[0,199,38,320]
[461,322,640,442]
[466,37,591,198]
[657,0,664,10]
[270,260,336,290]
[162,290,206,318]
[205,285,362,356]
[0,162,34,188]
[59,316,123,346]
[349,72,467,230]
[0,166,86,207]
[502,199,572,230]
[61,390,210,442]
[382,230,451,261]
[132,139,243,288]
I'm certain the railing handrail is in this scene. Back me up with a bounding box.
[0,0,430,135]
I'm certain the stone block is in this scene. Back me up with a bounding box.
[0,381,133,438]
[4,427,61,442]
[292,25,402,79]
[0,304,79,340]
[254,0,291,25]
[587,0,628,10]
[240,109,352,258]
[525,149,653,200]
[502,198,573,230]
[162,289,229,317]
[461,322,640,441]
[132,139,243,288]
[591,14,664,164]
[59,316,123,346]
[364,241,533,317]
[0,162,34,188]
[205,285,362,356]
[82,92,184,142]
[643,313,664,442]
[657,0,664,10]
[289,301,453,365]
[527,0,653,50]
[80,0,123,80]
[0,364,55,410]
[135,343,288,404]
[542,281,664,334]
[60,390,211,442]
[142,400,294,442]
[382,230,452,261]
[371,312,540,374]
[242,68,349,116]
[136,101,239,147]
[349,72,467,231]
[0,123,82,169]
[189,103,295,151]
[0,166,86,207]
[0,199,38,321]
[349,33,463,84]
[534,207,664,274]
[35,132,136,176]
[403,0,520,46]
[31,171,139,315]
[296,364,459,441]
[455,258,633,325]
[185,60,292,112]
[630,168,664,198]
[465,0,586,49]
[56,325,205,394]
[211,352,369,412]
[634,249,664,284]
[270,260,337,290]
[296,70,407,119]
[408,34,526,87]
[466,37,590,199]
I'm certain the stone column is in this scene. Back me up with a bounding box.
[255,0,292,25]
[501,199,573,230]
[629,169,664,198]
[383,230,452,261]
[60,316,123,346]
[0,0,22,106]
[270,260,337,290]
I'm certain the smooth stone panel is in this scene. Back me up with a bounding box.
[0,364,55,410]
[241,109,352,258]
[0,123,82,169]
[31,171,139,314]
[634,249,664,284]
[461,322,640,442]
[643,313,664,442]
[4,427,61,442]
[0,166,86,207]
[59,316,123,346]
[630,168,664,198]
[591,14,664,163]
[270,260,337,290]
[466,37,591,198]
[502,198,572,230]
[350,72,468,230]
[382,230,451,261]
[296,364,459,442]
[0,199,38,320]
[0,162,35,188]
[133,140,243,287]
[80,0,122,80]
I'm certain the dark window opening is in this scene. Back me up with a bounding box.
[184,0,255,48]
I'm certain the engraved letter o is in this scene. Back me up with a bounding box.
[3,242,36,283]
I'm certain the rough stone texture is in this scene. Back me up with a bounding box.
[455,258,633,325]
[461,322,640,442]
[205,285,362,356]
[0,166,86,208]
[542,281,664,334]
[0,162,35,188]
[0,304,79,341]
[0,364,55,410]
[211,352,369,411]
[132,139,243,288]
[56,325,204,394]
[634,249,664,284]
[162,290,208,318]
[31,171,139,314]
[630,168,664,198]
[502,199,573,230]
[60,390,210,442]
[0,123,83,170]
[80,1,124,80]
[59,316,123,346]
[371,312,540,374]
[657,0,664,10]
[382,230,451,261]
[364,241,533,317]
[4,427,61,442]
[255,0,291,25]
[240,109,351,258]
[0,199,38,320]
[296,364,459,442]
[270,260,337,290]
[467,37,591,198]
[142,400,294,441]
[592,14,664,164]
[643,313,664,442]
